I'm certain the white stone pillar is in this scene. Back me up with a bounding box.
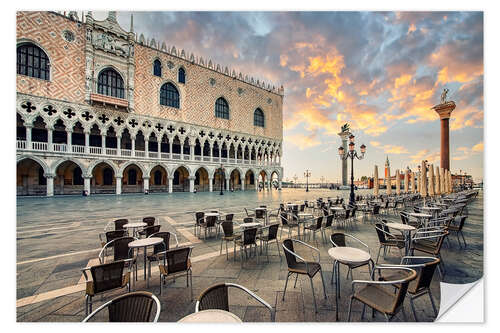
[209,144,213,162]
[189,176,195,192]
[219,147,222,160]
[201,143,204,159]
[208,177,213,192]
[84,131,90,154]
[117,136,122,156]
[47,128,53,151]
[116,176,122,195]
[225,178,230,191]
[131,137,136,156]
[180,143,184,160]
[145,139,149,156]
[46,174,54,196]
[241,178,245,191]
[168,176,173,193]
[101,134,106,154]
[84,176,91,195]
[25,124,32,150]
[157,141,160,158]
[279,180,282,190]
[143,177,150,193]
[190,144,195,160]
[169,142,173,159]
[67,129,72,152]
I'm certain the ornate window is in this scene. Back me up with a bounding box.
[160,83,180,108]
[178,67,186,84]
[97,68,124,99]
[254,108,265,127]
[153,59,162,77]
[215,97,229,119]
[17,43,50,80]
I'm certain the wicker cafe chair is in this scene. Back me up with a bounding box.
[410,229,449,277]
[99,229,126,252]
[158,246,193,299]
[234,227,259,267]
[99,236,138,283]
[196,283,275,322]
[374,224,405,263]
[282,239,327,313]
[446,215,467,248]
[200,215,218,239]
[81,259,132,316]
[194,212,205,237]
[244,208,255,218]
[255,208,267,224]
[347,266,417,322]
[378,256,440,321]
[138,217,156,237]
[139,225,161,239]
[82,291,161,322]
[104,218,128,232]
[279,212,299,239]
[304,216,325,246]
[220,221,241,260]
[257,223,281,261]
[330,233,373,281]
[146,231,179,277]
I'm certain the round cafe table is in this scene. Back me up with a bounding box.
[123,222,147,237]
[328,246,372,320]
[128,237,163,287]
[239,222,261,229]
[178,309,242,323]
[386,222,416,256]
[420,206,441,218]
[409,212,432,227]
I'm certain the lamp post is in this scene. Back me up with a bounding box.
[304,170,311,192]
[338,134,366,206]
[219,164,225,195]
[293,174,298,188]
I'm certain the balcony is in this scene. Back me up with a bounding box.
[16,140,281,168]
[90,93,129,108]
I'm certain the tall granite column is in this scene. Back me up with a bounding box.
[432,101,456,171]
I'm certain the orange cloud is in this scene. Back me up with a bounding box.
[410,149,440,164]
[472,141,484,152]
[284,133,321,150]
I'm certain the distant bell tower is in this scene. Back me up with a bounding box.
[385,156,390,178]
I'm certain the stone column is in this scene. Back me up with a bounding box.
[101,134,106,154]
[45,174,54,196]
[145,139,149,156]
[84,131,90,154]
[386,165,391,195]
[219,147,222,160]
[189,176,195,192]
[116,176,122,195]
[200,143,204,160]
[143,176,150,193]
[435,166,441,195]
[374,165,379,196]
[131,137,136,156]
[169,142,173,159]
[168,176,173,193]
[25,124,33,150]
[338,131,351,186]
[157,141,160,158]
[404,168,409,193]
[83,176,91,195]
[225,178,230,191]
[209,144,213,162]
[279,180,282,190]
[190,144,195,160]
[67,129,72,153]
[241,178,245,191]
[421,161,427,197]
[117,136,122,156]
[180,143,184,160]
[432,101,456,171]
[47,127,53,151]
[208,177,213,192]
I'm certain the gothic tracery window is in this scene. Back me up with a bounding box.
[215,97,229,119]
[17,43,50,80]
[160,83,180,108]
[254,108,265,127]
[97,68,125,99]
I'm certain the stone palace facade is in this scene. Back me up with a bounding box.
[16,11,284,196]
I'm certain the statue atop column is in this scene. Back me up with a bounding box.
[338,123,351,186]
[432,88,456,171]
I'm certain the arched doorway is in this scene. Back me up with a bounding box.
[91,162,116,194]
[173,166,189,192]
[123,164,143,193]
[270,171,279,190]
[230,169,241,191]
[194,167,209,192]
[54,160,84,195]
[17,158,47,196]
[213,167,227,191]
[245,170,255,190]
[258,170,267,191]
[149,165,168,192]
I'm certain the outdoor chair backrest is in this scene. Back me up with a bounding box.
[255,209,266,219]
[145,225,161,238]
[142,217,155,226]
[113,237,135,261]
[334,198,339,205]
[300,204,305,212]
[206,215,217,228]
[242,227,257,245]
[105,230,126,245]
[324,215,334,228]
[315,216,323,229]
[280,212,288,226]
[282,239,298,269]
[243,217,254,223]
[221,221,234,237]
[390,268,417,313]
[267,224,279,241]
[405,257,440,294]
[330,233,346,247]
[373,205,380,215]
[106,291,156,322]
[375,223,387,243]
[225,214,234,222]
[454,215,467,230]
[400,212,409,224]
[322,206,329,216]
[339,198,344,204]
[260,205,267,208]
[165,247,191,275]
[197,284,230,311]
[90,260,126,294]
[151,231,171,254]
[195,212,205,225]
[114,219,128,231]
[351,207,357,218]
[344,209,351,219]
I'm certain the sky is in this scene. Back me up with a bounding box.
[97,11,483,183]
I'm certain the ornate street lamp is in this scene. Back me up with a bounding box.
[338,135,366,206]
[304,170,311,192]
[219,164,225,195]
